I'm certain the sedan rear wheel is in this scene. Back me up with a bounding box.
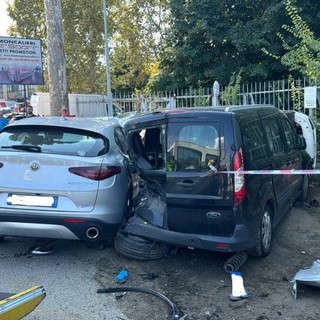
[248,205,272,257]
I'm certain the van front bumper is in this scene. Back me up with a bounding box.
[125,218,254,253]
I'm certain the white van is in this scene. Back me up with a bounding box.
[285,111,317,169]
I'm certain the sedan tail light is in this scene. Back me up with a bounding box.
[69,166,121,181]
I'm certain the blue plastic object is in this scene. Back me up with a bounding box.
[115,269,129,284]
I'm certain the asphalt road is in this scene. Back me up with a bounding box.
[0,237,129,320]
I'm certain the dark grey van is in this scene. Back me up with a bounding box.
[116,105,308,259]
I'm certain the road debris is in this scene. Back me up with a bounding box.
[138,272,159,280]
[290,259,320,299]
[229,272,250,301]
[223,252,248,273]
[97,286,182,320]
[115,269,129,284]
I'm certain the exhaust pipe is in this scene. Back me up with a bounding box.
[86,227,100,240]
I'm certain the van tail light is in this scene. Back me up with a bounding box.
[233,150,245,205]
[69,166,121,181]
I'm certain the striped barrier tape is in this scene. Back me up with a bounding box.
[209,166,319,175]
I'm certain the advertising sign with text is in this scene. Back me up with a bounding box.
[0,36,44,85]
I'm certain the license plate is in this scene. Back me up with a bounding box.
[7,194,58,208]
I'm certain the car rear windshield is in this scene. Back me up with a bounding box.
[0,125,109,157]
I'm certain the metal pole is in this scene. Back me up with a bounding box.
[103,0,113,116]
[23,84,27,117]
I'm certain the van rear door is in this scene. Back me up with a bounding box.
[165,120,235,237]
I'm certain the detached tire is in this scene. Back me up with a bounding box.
[114,230,170,261]
[247,204,273,257]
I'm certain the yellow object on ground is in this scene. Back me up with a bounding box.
[0,285,46,320]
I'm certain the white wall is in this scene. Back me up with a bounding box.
[30,93,109,117]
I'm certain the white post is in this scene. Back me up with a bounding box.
[141,95,147,112]
[213,80,220,106]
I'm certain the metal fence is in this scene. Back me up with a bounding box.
[113,77,319,115]
[2,77,319,118]
[237,78,318,112]
[0,84,35,101]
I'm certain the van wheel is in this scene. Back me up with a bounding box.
[247,205,272,257]
[114,229,170,261]
[297,174,309,202]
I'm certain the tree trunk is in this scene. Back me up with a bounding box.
[43,0,68,115]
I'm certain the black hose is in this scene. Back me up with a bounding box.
[97,286,181,320]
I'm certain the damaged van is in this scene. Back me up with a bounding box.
[115,105,309,260]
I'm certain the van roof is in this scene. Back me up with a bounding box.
[123,104,279,129]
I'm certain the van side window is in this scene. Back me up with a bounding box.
[167,124,223,172]
[264,119,284,154]
[242,123,268,161]
[281,118,297,151]
[130,127,165,169]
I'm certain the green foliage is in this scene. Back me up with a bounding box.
[153,0,293,91]
[194,92,210,107]
[280,0,320,82]
[288,75,303,112]
[152,0,320,91]
[7,0,46,40]
[221,70,242,105]
[7,0,320,94]
[264,0,320,83]
[6,0,169,94]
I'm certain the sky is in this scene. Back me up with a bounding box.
[0,1,12,36]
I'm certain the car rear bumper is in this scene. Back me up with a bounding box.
[0,216,120,242]
[125,219,254,253]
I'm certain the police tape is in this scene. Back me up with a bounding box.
[209,166,319,175]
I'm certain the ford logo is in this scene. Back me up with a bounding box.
[206,211,221,219]
[30,161,40,171]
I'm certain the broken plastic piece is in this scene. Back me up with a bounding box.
[139,273,159,280]
[115,269,129,284]
[115,292,126,300]
[290,259,320,299]
[229,271,249,301]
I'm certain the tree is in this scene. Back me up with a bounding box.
[43,0,68,114]
[61,0,106,93]
[153,0,320,91]
[108,0,169,92]
[7,0,169,94]
[279,0,320,82]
